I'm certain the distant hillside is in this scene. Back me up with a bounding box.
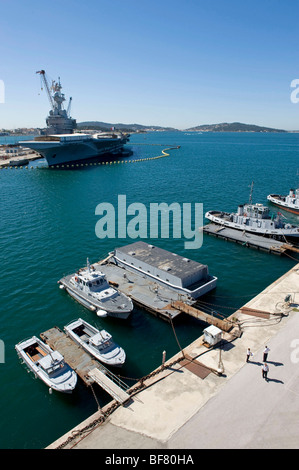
[77,121,178,132]
[186,122,286,133]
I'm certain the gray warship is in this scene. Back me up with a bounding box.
[20,70,130,166]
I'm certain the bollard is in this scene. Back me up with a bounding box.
[162,350,166,367]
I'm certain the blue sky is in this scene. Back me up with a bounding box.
[0,0,298,130]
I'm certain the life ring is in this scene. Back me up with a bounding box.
[75,276,78,282]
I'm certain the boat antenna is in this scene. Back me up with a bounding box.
[87,258,90,273]
[249,181,254,205]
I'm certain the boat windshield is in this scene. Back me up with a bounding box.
[98,340,113,351]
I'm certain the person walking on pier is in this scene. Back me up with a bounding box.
[263,346,270,362]
[246,348,253,362]
[262,363,269,381]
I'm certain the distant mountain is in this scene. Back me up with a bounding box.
[185,122,287,133]
[77,121,178,132]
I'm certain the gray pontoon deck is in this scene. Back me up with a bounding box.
[202,223,299,255]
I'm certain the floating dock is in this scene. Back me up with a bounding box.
[40,327,130,404]
[202,223,299,256]
[59,242,219,323]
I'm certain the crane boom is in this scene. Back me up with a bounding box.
[36,70,54,110]
[67,97,72,117]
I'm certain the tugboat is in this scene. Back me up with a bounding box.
[64,318,126,367]
[267,188,299,215]
[15,336,77,393]
[59,259,134,319]
[205,182,299,241]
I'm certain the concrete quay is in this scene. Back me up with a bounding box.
[47,263,299,449]
[0,152,41,167]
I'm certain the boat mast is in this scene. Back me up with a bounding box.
[249,181,254,205]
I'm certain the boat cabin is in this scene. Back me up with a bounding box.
[37,351,65,376]
[74,269,109,292]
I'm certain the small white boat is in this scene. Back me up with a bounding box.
[15,336,77,393]
[64,318,126,367]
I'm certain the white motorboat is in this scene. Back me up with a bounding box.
[59,259,134,319]
[15,336,77,393]
[64,318,126,367]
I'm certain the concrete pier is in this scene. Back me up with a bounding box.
[0,151,42,168]
[47,263,299,449]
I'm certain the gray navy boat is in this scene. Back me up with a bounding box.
[20,70,130,166]
[59,259,134,319]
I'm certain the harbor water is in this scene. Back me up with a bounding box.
[0,131,298,449]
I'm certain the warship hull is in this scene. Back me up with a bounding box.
[23,135,129,166]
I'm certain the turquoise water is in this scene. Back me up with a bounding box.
[0,131,298,449]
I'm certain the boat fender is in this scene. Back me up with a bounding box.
[97,309,108,317]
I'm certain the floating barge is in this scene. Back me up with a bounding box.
[59,242,218,322]
[202,223,299,256]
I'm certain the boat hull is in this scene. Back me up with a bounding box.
[64,284,132,319]
[267,195,299,215]
[64,319,126,367]
[205,211,299,241]
[15,337,77,393]
[21,136,129,166]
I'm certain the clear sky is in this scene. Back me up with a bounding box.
[0,0,298,130]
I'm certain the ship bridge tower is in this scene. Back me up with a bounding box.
[36,70,77,135]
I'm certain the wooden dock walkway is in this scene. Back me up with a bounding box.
[170,300,233,332]
[40,327,130,403]
[88,368,130,404]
